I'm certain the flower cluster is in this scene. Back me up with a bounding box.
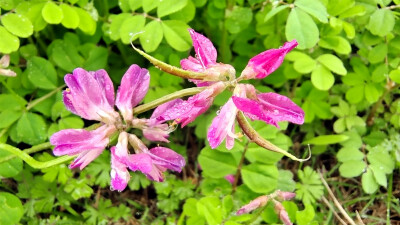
[51,28,304,193]
[50,65,185,191]
[153,29,304,150]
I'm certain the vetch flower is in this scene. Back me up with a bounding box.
[232,92,304,128]
[236,195,269,215]
[240,40,298,80]
[63,68,119,124]
[181,29,235,86]
[110,132,131,191]
[116,65,150,122]
[51,125,116,170]
[274,200,293,225]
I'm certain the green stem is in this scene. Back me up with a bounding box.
[0,142,52,164]
[0,143,75,169]
[26,85,65,111]
[236,111,310,161]
[232,141,249,194]
[130,43,209,80]
[132,87,206,114]
[386,173,393,225]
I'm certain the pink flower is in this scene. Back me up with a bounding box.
[181,29,235,86]
[116,65,150,122]
[240,40,298,80]
[110,132,131,191]
[236,195,269,215]
[224,174,235,184]
[50,125,116,170]
[156,82,226,127]
[274,201,293,225]
[63,68,119,124]
[232,92,304,128]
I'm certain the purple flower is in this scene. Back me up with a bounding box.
[156,82,226,127]
[181,29,235,86]
[116,65,150,122]
[274,201,293,225]
[50,125,116,170]
[240,40,298,80]
[232,92,304,128]
[236,195,269,215]
[63,68,119,124]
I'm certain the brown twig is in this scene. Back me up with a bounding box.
[321,196,347,225]
[232,141,249,193]
[319,170,357,225]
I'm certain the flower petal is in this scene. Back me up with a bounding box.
[69,148,104,170]
[125,153,153,174]
[116,64,150,121]
[232,96,278,127]
[207,98,237,149]
[242,40,298,79]
[257,93,304,125]
[148,147,185,172]
[143,123,170,143]
[180,56,204,72]
[51,125,114,156]
[93,69,115,107]
[188,29,217,68]
[110,146,130,191]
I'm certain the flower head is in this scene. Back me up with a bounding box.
[240,40,298,80]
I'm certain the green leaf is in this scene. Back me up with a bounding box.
[367,151,394,174]
[0,147,23,178]
[317,54,347,75]
[367,9,395,37]
[327,0,354,16]
[50,40,83,72]
[16,112,47,145]
[286,51,316,74]
[311,64,334,90]
[1,13,33,38]
[337,147,364,162]
[389,69,400,83]
[58,116,84,130]
[108,13,130,41]
[0,110,22,128]
[142,0,160,12]
[264,5,290,22]
[295,0,328,23]
[60,4,80,29]
[277,170,296,191]
[0,94,26,112]
[119,15,146,44]
[0,192,23,225]
[296,204,315,225]
[333,117,346,133]
[140,21,163,52]
[64,179,93,200]
[82,46,108,70]
[286,8,319,49]
[339,160,366,178]
[364,83,380,103]
[0,26,19,54]
[42,1,63,24]
[27,56,58,89]
[169,0,196,22]
[368,43,387,64]
[198,146,239,178]
[162,20,191,51]
[346,84,364,104]
[225,6,253,34]
[296,167,323,205]
[319,36,351,54]
[197,196,222,225]
[241,163,278,193]
[75,7,96,35]
[157,0,188,18]
[370,164,387,188]
[305,134,349,145]
[362,168,378,194]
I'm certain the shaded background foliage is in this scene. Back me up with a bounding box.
[0,0,400,224]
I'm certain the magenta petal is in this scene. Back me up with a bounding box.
[207,98,237,149]
[116,64,150,121]
[63,68,116,122]
[125,153,153,174]
[232,96,278,127]
[188,29,217,68]
[69,148,104,170]
[151,99,183,121]
[51,125,113,156]
[143,123,170,143]
[246,40,298,79]
[149,147,185,172]
[110,146,130,191]
[180,56,204,72]
[257,93,304,125]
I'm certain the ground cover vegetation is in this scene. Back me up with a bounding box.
[0,0,399,224]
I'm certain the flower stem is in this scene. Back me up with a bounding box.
[232,141,249,194]
[26,85,66,111]
[236,111,310,161]
[0,142,52,164]
[130,42,209,80]
[0,143,75,169]
[132,87,206,114]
